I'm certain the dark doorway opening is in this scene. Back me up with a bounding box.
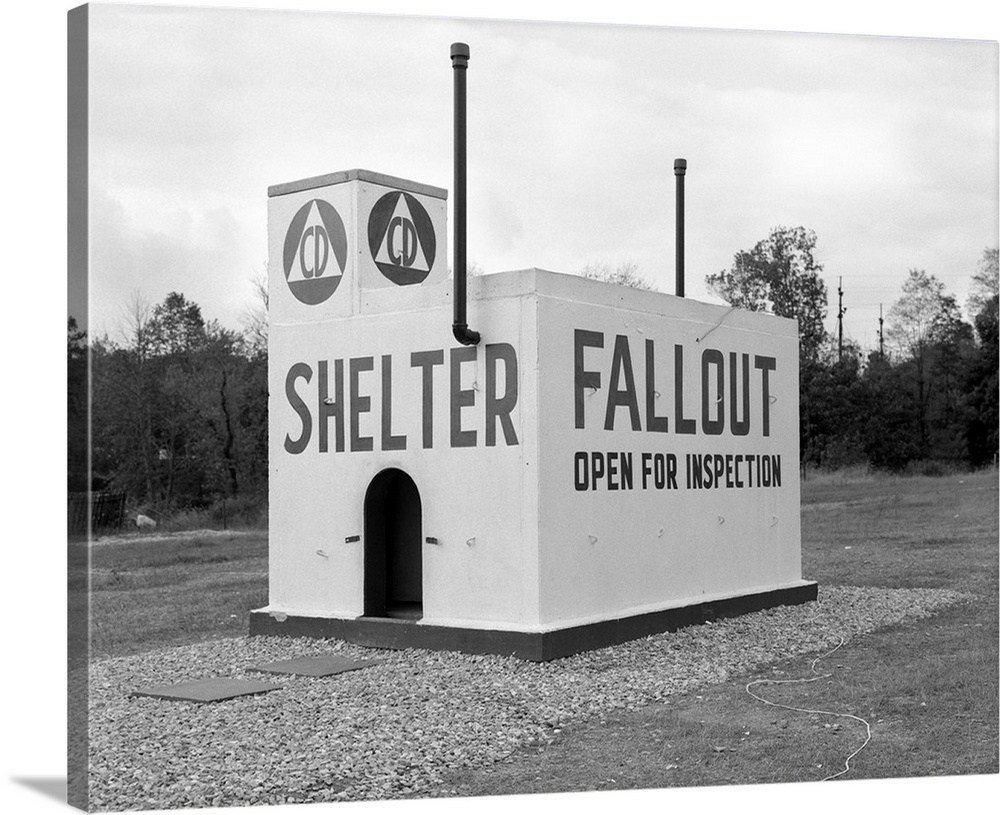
[364,468,423,620]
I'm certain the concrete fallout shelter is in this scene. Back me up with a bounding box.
[249,168,817,660]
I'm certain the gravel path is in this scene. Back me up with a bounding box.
[88,584,969,810]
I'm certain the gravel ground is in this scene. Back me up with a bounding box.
[88,584,969,810]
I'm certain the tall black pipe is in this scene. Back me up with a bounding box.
[451,42,480,346]
[674,158,686,298]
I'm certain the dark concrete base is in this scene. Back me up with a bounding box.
[250,581,818,662]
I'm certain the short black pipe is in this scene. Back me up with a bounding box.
[674,158,686,298]
[451,42,480,346]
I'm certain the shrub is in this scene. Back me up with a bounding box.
[207,494,267,529]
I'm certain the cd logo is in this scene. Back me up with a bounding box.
[367,191,437,286]
[283,199,348,305]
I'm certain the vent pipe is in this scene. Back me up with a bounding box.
[450,42,480,346]
[674,158,686,298]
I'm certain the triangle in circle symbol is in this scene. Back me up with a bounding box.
[375,194,431,273]
[287,201,343,284]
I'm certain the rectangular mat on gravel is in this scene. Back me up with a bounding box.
[130,678,282,702]
[247,655,381,677]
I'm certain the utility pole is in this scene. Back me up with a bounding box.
[878,303,885,361]
[837,277,845,363]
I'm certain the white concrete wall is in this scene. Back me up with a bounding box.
[267,260,541,627]
[265,169,806,636]
[532,271,804,628]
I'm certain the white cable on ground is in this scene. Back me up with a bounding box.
[744,637,872,782]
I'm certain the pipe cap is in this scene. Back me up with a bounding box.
[451,42,470,63]
[674,158,687,174]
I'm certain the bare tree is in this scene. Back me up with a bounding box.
[886,269,968,450]
[886,270,961,360]
[580,260,656,291]
[118,290,153,358]
[967,247,999,321]
[241,265,269,353]
[101,290,157,500]
[448,259,486,278]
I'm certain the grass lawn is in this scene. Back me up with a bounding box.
[86,531,268,659]
[84,471,998,790]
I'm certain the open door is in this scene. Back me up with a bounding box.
[363,468,423,619]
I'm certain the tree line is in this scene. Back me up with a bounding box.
[708,231,998,472]
[68,235,997,517]
[68,291,268,521]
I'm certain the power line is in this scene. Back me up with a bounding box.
[822,272,981,279]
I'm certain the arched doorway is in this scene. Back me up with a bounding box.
[363,468,423,619]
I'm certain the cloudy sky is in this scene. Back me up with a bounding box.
[80,2,997,353]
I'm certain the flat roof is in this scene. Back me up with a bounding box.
[268,168,448,199]
[466,268,799,339]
